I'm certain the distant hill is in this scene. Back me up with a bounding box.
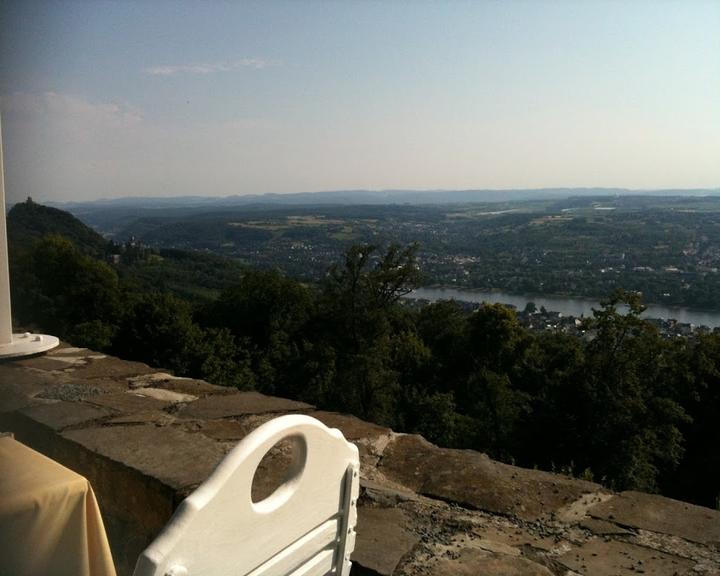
[7,197,108,255]
[51,187,720,212]
[6,198,246,301]
[48,188,720,236]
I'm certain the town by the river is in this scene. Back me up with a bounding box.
[410,287,720,329]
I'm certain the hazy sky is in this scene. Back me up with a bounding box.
[1,0,718,203]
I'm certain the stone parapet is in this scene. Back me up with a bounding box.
[1,343,718,575]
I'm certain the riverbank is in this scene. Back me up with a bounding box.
[409,286,720,329]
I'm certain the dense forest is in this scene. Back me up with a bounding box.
[7,199,720,510]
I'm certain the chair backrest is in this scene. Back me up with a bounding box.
[133,414,359,576]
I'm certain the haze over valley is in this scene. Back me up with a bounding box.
[56,190,720,314]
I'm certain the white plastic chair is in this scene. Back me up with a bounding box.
[133,414,360,576]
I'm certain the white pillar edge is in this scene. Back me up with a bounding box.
[0,111,59,358]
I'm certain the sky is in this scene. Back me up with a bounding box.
[0,0,718,203]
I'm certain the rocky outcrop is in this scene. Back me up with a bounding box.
[1,343,718,576]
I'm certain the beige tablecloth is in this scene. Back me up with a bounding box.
[0,436,117,576]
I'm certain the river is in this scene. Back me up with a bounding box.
[409,287,720,328]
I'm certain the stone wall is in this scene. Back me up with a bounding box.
[1,344,718,575]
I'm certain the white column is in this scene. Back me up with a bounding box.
[0,111,59,358]
[0,114,13,345]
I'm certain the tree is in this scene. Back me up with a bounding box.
[663,332,720,507]
[322,243,421,351]
[466,303,531,372]
[580,290,688,492]
[204,270,312,349]
[11,235,121,347]
[517,331,587,472]
[113,291,203,374]
[311,243,422,423]
[416,300,537,456]
[202,270,313,395]
[416,299,468,394]
[193,327,255,390]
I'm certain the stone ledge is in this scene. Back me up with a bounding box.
[589,491,720,546]
[1,343,719,576]
[176,391,313,419]
[379,434,605,521]
[63,425,228,493]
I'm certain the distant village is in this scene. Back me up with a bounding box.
[517,307,719,339]
[408,297,719,339]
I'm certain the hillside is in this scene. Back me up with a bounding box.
[7,198,246,303]
[8,197,109,255]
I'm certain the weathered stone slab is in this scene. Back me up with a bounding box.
[416,548,554,576]
[37,354,89,367]
[557,537,694,575]
[473,538,522,556]
[46,346,107,360]
[353,507,419,575]
[59,376,129,394]
[48,346,91,355]
[48,344,84,353]
[555,491,615,523]
[132,387,197,403]
[590,491,720,546]
[310,411,391,441]
[361,479,419,506]
[63,425,226,491]
[20,401,115,430]
[464,522,564,555]
[46,347,105,360]
[65,357,155,379]
[84,392,172,413]
[178,392,313,419]
[0,385,42,415]
[0,366,56,413]
[187,419,254,441]
[312,411,393,463]
[380,434,603,521]
[35,381,108,402]
[579,518,632,535]
[106,411,176,426]
[0,363,58,390]
[0,365,71,415]
[177,414,277,444]
[13,356,77,371]
[128,373,232,397]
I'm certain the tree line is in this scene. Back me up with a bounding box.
[8,226,720,510]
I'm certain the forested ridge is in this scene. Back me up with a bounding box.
[7,200,720,510]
